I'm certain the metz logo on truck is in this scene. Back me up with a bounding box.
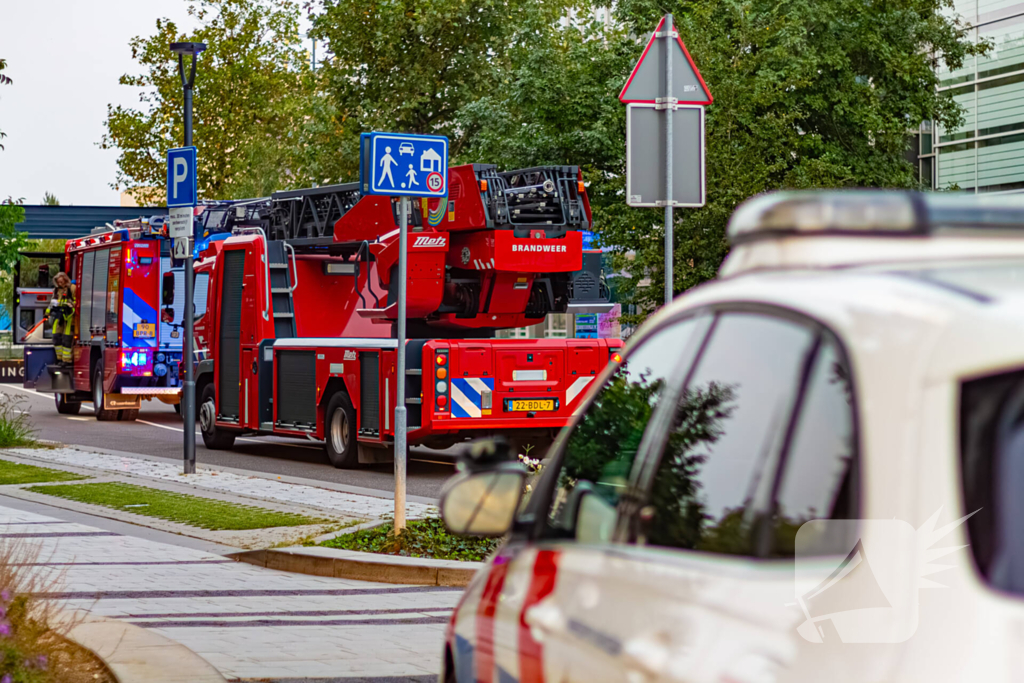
[413,235,447,248]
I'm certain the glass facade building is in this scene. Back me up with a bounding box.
[925,0,1024,193]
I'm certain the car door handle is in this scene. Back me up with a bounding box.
[621,634,671,678]
[524,602,566,640]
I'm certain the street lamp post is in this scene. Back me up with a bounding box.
[170,41,205,475]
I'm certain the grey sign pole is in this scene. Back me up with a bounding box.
[663,14,674,307]
[394,196,409,532]
[621,13,709,306]
[172,42,205,475]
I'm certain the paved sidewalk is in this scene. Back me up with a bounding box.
[1,503,458,680]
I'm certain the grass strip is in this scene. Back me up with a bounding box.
[25,481,329,530]
[0,459,85,485]
[317,517,501,562]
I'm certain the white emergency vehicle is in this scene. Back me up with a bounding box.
[438,190,1024,683]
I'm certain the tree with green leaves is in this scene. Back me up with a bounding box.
[102,0,312,204]
[0,58,13,151]
[310,0,573,176]
[0,200,28,337]
[461,0,984,321]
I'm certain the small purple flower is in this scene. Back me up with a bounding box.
[0,590,10,603]
[0,621,11,637]
[2,674,12,683]
[37,654,48,669]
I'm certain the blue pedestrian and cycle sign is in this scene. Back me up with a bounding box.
[166,147,197,207]
[360,132,448,197]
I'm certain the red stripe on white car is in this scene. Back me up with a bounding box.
[519,549,560,682]
[475,558,511,683]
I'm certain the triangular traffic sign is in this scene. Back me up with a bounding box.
[619,15,713,105]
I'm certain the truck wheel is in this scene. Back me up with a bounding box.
[92,364,118,421]
[118,409,139,422]
[55,393,81,415]
[325,393,358,469]
[200,384,235,450]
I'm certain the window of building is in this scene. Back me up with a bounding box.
[933,10,1024,194]
[545,314,567,338]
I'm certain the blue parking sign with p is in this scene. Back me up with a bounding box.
[360,132,448,198]
[167,147,197,208]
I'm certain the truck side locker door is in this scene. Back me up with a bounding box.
[242,348,254,428]
[90,249,110,392]
[359,351,380,438]
[75,250,95,389]
[103,248,119,386]
[106,246,122,347]
[92,249,110,391]
[240,248,259,428]
[218,249,246,422]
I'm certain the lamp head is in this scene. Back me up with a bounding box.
[170,42,207,56]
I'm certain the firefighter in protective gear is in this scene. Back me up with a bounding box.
[47,272,76,365]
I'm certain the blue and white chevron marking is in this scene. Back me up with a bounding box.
[121,286,158,348]
[451,377,494,418]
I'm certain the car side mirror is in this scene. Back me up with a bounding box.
[551,481,617,543]
[440,463,526,537]
[162,272,175,306]
[574,490,617,544]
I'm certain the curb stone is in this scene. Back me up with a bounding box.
[310,517,391,543]
[230,546,483,587]
[58,609,226,683]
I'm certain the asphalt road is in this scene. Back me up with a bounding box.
[0,383,456,499]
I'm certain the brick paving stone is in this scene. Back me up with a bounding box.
[0,504,458,679]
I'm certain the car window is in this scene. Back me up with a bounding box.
[640,312,815,555]
[768,334,858,557]
[542,315,710,541]
[960,368,1024,594]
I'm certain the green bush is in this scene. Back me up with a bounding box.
[0,394,36,449]
[318,517,501,562]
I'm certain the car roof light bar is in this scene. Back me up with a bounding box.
[727,191,1024,244]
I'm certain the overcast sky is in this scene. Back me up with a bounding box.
[0,0,309,208]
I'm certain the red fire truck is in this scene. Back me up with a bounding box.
[23,217,189,419]
[190,164,619,467]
